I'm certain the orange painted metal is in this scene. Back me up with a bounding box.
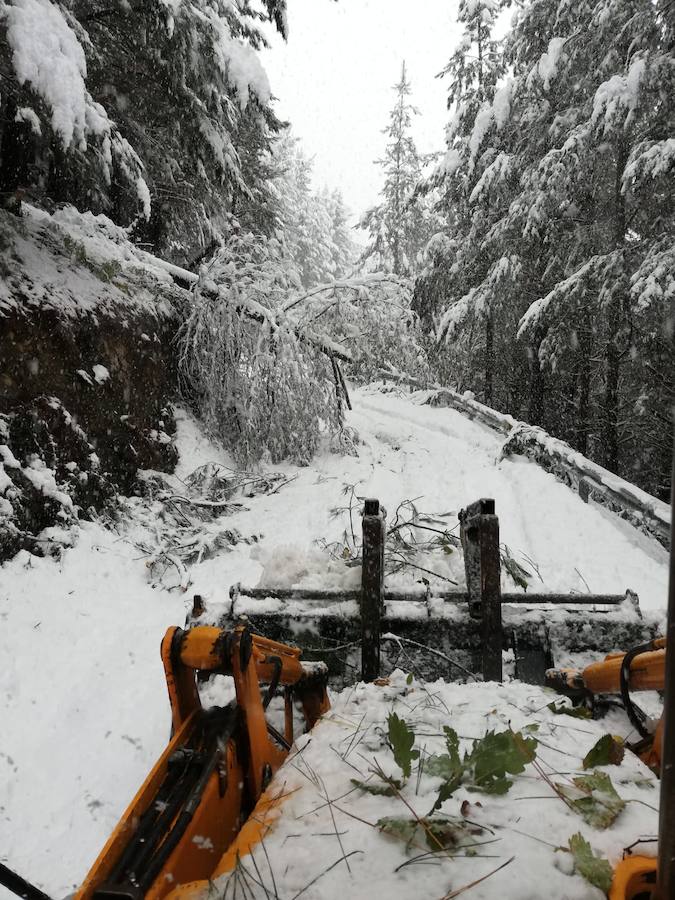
[548,641,666,770]
[163,782,292,900]
[75,624,329,900]
[75,711,199,900]
[144,741,245,900]
[583,647,666,694]
[161,627,201,733]
[610,856,657,899]
[640,716,664,771]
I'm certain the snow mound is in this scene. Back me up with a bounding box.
[210,672,658,900]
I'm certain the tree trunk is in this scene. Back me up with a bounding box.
[526,330,545,425]
[601,143,627,474]
[575,319,592,456]
[484,314,494,405]
[602,329,620,472]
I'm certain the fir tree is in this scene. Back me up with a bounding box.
[0,0,287,263]
[273,132,355,287]
[361,62,438,277]
[417,0,507,404]
[423,0,673,496]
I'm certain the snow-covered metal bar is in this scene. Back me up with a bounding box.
[360,498,385,681]
[228,584,632,607]
[459,498,502,681]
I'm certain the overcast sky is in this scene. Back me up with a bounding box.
[260,0,461,227]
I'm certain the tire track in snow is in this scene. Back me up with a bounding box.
[349,388,669,610]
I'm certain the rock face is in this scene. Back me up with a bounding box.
[0,204,189,559]
[2,308,178,487]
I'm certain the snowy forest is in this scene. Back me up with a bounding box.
[1,3,675,900]
[1,0,672,503]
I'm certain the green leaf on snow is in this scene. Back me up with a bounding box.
[548,700,593,719]
[427,727,538,811]
[350,778,401,796]
[583,734,625,769]
[558,771,625,829]
[568,832,613,892]
[467,728,538,794]
[377,815,484,852]
[376,816,418,850]
[387,712,419,779]
[501,550,531,590]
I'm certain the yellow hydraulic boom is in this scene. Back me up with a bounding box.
[75,623,329,900]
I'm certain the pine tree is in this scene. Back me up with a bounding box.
[424,0,673,496]
[0,0,287,263]
[273,132,355,287]
[416,0,507,404]
[512,0,674,483]
[361,62,438,277]
[0,0,147,218]
[323,187,357,279]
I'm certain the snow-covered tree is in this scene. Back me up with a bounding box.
[360,62,439,277]
[0,0,286,263]
[0,0,147,218]
[416,0,508,404]
[423,0,674,496]
[323,187,357,279]
[512,0,674,480]
[177,228,350,467]
[273,132,356,286]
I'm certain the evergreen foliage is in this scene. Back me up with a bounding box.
[419,0,674,497]
[177,229,346,467]
[273,131,357,287]
[361,62,442,277]
[0,0,286,264]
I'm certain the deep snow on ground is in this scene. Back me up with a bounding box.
[213,672,659,900]
[0,385,670,899]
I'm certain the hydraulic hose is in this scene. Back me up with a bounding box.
[620,639,658,740]
[0,863,53,900]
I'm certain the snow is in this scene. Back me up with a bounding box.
[436,147,462,179]
[537,37,568,91]
[624,138,675,188]
[469,152,511,204]
[592,57,646,132]
[492,80,512,129]
[14,105,41,135]
[0,204,184,322]
[469,103,494,164]
[0,387,669,899]
[196,4,272,110]
[21,457,73,508]
[0,0,130,153]
[207,672,658,900]
[92,364,110,384]
[2,0,90,148]
[136,176,152,220]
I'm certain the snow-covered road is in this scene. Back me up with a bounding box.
[0,385,669,899]
[348,388,668,605]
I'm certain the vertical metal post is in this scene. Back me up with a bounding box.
[361,498,385,682]
[656,445,675,899]
[191,594,205,619]
[459,498,503,682]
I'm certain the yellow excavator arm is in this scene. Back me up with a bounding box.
[75,624,329,900]
[546,638,665,772]
[546,637,668,900]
